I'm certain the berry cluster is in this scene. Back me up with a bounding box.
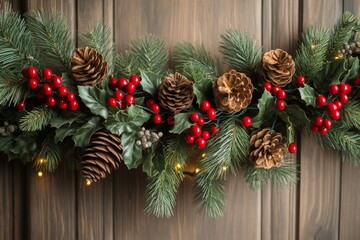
[310,117,332,135]
[184,100,218,149]
[135,127,163,149]
[263,82,287,111]
[146,99,162,124]
[0,121,18,137]
[19,66,78,111]
[107,75,140,109]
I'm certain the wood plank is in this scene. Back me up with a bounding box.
[302,0,342,29]
[0,158,14,240]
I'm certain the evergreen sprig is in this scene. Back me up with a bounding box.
[19,106,55,131]
[341,101,360,129]
[0,2,35,70]
[0,70,26,106]
[115,51,138,78]
[219,30,262,79]
[145,137,188,217]
[25,10,74,72]
[81,23,114,74]
[34,136,61,172]
[295,27,330,81]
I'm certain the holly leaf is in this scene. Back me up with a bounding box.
[341,57,360,83]
[284,105,310,127]
[169,112,192,134]
[78,86,109,119]
[61,73,78,94]
[139,69,162,95]
[298,84,316,107]
[122,131,144,169]
[72,116,102,147]
[54,125,77,143]
[314,59,344,88]
[105,105,151,135]
[252,91,275,128]
[50,110,87,129]
[278,112,295,144]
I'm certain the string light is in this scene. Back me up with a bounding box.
[195,168,200,173]
[175,163,182,171]
[37,171,43,177]
[201,153,206,158]
[335,53,344,59]
[85,179,91,186]
[311,44,317,49]
[222,166,227,171]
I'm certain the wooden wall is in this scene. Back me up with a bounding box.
[0,0,360,239]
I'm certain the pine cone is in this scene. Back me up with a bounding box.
[260,49,295,87]
[249,128,286,169]
[158,72,194,114]
[70,47,108,86]
[81,130,122,182]
[213,70,254,113]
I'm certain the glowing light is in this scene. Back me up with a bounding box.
[222,166,227,171]
[201,153,206,158]
[195,168,200,173]
[335,53,344,60]
[37,171,43,177]
[311,44,316,49]
[85,179,91,186]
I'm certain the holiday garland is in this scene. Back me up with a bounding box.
[1,3,360,218]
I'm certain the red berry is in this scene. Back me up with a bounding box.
[27,78,38,89]
[197,117,205,126]
[271,86,281,95]
[327,103,338,113]
[109,77,118,90]
[150,104,160,113]
[310,124,318,133]
[318,126,328,135]
[42,68,52,80]
[108,97,117,107]
[328,84,339,95]
[190,125,202,137]
[313,116,323,126]
[66,92,75,102]
[46,96,56,107]
[27,66,38,78]
[16,102,25,110]
[354,77,360,85]
[323,119,332,129]
[42,83,53,96]
[211,125,219,135]
[206,108,216,120]
[68,100,79,111]
[50,76,62,88]
[242,116,252,127]
[190,112,200,123]
[126,82,136,94]
[185,134,195,144]
[57,86,68,97]
[276,89,286,99]
[334,100,342,109]
[316,95,327,106]
[196,137,206,149]
[296,76,305,85]
[57,99,68,110]
[130,75,141,86]
[117,78,128,89]
[288,143,297,154]
[330,110,340,120]
[200,100,211,112]
[263,82,272,91]
[124,94,135,106]
[146,99,155,108]
[339,94,348,104]
[339,83,351,94]
[118,101,127,110]
[113,90,124,101]
[201,131,211,140]
[276,100,286,111]
[153,114,162,124]
[167,116,175,125]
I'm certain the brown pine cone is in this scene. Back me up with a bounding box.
[70,47,108,86]
[249,128,286,169]
[81,130,122,182]
[260,49,295,87]
[213,70,254,113]
[158,72,194,114]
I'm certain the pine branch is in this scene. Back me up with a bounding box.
[174,42,218,80]
[130,35,168,75]
[34,135,61,172]
[327,12,358,59]
[80,22,114,74]
[295,27,330,81]
[341,101,360,129]
[114,51,138,78]
[0,70,26,106]
[19,106,55,131]
[0,2,35,70]
[145,137,188,217]
[219,30,262,79]
[25,10,74,72]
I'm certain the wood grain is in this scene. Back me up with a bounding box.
[0,158,14,240]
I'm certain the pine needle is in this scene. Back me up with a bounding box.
[115,51,138,78]
[34,135,61,172]
[0,70,26,106]
[219,30,262,79]
[19,106,55,131]
[341,101,360,129]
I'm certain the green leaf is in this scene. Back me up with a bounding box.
[314,59,344,87]
[54,125,77,143]
[19,106,56,131]
[278,112,295,144]
[169,112,192,134]
[341,57,360,83]
[139,69,162,95]
[122,131,143,169]
[298,84,316,106]
[284,105,310,127]
[50,110,87,129]
[105,105,151,135]
[252,91,275,128]
[78,86,109,119]
[72,116,102,147]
